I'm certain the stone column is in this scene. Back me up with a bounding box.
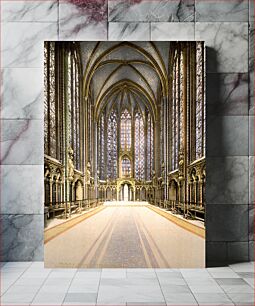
[49,179,53,208]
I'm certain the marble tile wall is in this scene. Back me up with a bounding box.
[0,0,254,265]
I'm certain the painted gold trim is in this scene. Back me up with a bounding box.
[148,205,205,239]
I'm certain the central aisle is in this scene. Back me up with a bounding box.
[45,205,205,268]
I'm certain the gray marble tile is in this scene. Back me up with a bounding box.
[2,22,58,68]
[108,0,195,22]
[64,293,97,303]
[249,241,254,261]
[31,291,66,305]
[97,284,164,304]
[180,269,211,279]
[248,204,254,241]
[207,73,249,116]
[227,292,254,305]
[206,157,249,204]
[101,269,126,278]
[249,69,254,115]
[59,1,107,40]
[250,0,254,21]
[1,120,43,165]
[0,214,43,261]
[192,293,233,305]
[162,293,198,305]
[218,284,254,294]
[151,22,195,41]
[206,204,249,242]
[243,276,255,288]
[1,68,43,119]
[1,165,43,214]
[109,22,150,41]
[196,0,248,22]
[249,157,254,205]
[189,284,224,294]
[1,0,58,22]
[206,242,228,267]
[249,25,254,114]
[237,272,255,278]
[207,116,248,156]
[230,262,254,272]
[249,116,254,155]
[160,284,191,294]
[195,22,248,73]
[1,290,36,304]
[68,279,99,293]
[227,242,249,263]
[125,286,165,303]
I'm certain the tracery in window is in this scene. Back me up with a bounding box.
[179,50,184,147]
[135,112,145,180]
[66,49,81,170]
[44,43,49,154]
[195,42,205,159]
[107,111,117,179]
[171,51,180,171]
[98,114,105,179]
[122,157,131,177]
[120,109,131,150]
[44,42,57,158]
[44,42,82,171]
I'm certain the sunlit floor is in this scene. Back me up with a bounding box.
[45,203,205,268]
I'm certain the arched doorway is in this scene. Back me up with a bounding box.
[75,180,83,201]
[119,182,133,202]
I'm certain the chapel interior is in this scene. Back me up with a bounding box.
[44,41,206,268]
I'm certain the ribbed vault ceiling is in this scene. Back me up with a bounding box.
[80,41,170,121]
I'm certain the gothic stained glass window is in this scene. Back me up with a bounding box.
[171,51,180,171]
[66,48,81,170]
[147,113,153,180]
[74,52,81,170]
[44,42,57,158]
[120,109,131,150]
[107,111,117,179]
[135,112,145,180]
[44,43,49,154]
[122,157,131,177]
[195,42,205,159]
[67,51,72,149]
[98,114,105,179]
[179,50,184,147]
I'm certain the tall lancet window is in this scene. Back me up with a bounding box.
[120,109,131,150]
[171,51,180,171]
[135,112,145,180]
[147,113,153,180]
[122,157,131,177]
[195,42,205,159]
[44,42,57,158]
[66,49,81,170]
[98,114,105,179]
[107,111,117,179]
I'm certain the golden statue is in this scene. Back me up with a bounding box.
[68,147,74,179]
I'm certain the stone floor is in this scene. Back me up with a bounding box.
[45,205,204,268]
[0,261,254,305]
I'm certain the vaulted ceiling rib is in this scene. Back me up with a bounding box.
[81,41,170,121]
